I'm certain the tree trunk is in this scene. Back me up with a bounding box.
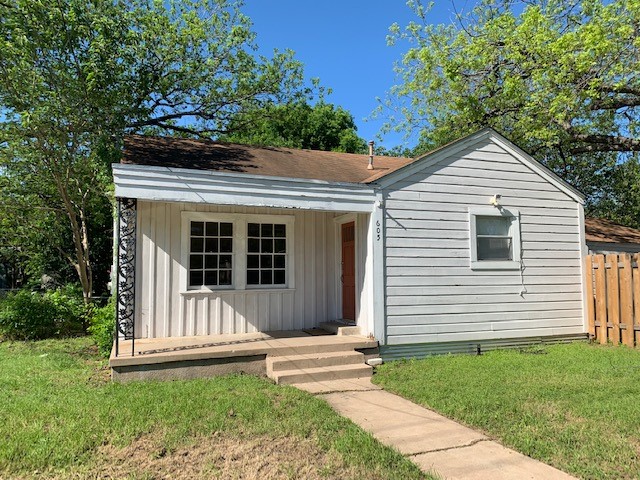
[52,173,93,303]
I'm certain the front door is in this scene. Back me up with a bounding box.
[341,222,356,322]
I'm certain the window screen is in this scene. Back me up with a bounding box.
[476,216,512,261]
[247,223,286,285]
[189,221,233,287]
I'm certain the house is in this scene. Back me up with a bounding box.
[585,217,640,254]
[110,128,588,380]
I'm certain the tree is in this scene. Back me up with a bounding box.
[221,101,368,153]
[383,0,640,222]
[0,0,306,300]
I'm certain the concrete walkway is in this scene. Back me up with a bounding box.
[294,378,576,480]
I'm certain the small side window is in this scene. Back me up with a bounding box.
[469,208,520,270]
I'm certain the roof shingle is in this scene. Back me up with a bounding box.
[585,217,640,245]
[122,135,413,184]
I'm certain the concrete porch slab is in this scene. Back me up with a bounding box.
[110,331,377,368]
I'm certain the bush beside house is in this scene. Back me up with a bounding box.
[0,286,114,356]
[88,298,115,357]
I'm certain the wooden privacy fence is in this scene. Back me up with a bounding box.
[585,254,640,346]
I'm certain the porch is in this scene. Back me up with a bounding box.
[109,329,379,383]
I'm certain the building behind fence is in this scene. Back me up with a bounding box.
[585,253,640,347]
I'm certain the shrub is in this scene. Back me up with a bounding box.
[88,297,115,357]
[0,286,87,340]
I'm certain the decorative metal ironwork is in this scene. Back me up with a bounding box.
[116,198,137,350]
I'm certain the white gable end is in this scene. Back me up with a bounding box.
[376,129,584,205]
[378,128,586,349]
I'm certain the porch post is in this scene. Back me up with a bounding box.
[372,191,387,345]
[115,197,137,357]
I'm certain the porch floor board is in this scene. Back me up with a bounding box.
[110,331,377,368]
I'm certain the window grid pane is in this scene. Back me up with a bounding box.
[189,221,233,288]
[247,222,287,286]
[477,237,513,260]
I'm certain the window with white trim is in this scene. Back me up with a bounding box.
[247,223,287,286]
[469,208,521,270]
[476,216,512,260]
[182,212,294,292]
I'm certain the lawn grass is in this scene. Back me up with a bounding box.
[0,338,430,479]
[373,342,640,480]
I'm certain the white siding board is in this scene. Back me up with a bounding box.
[389,317,583,337]
[386,248,580,258]
[387,309,584,327]
[162,203,172,337]
[383,136,585,346]
[387,284,582,296]
[522,224,584,234]
[392,175,561,193]
[387,259,581,270]
[386,219,468,231]
[137,201,150,338]
[387,229,470,240]
[387,292,582,306]
[400,165,555,185]
[386,275,581,287]
[386,229,579,243]
[393,182,572,202]
[387,209,578,222]
[388,192,577,211]
[388,300,582,316]
[388,325,585,345]
[386,238,470,249]
[385,200,577,217]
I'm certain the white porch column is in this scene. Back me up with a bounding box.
[372,191,386,345]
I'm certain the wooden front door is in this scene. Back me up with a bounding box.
[341,222,356,321]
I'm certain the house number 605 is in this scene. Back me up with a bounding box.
[376,220,381,241]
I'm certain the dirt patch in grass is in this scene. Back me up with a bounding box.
[88,432,359,480]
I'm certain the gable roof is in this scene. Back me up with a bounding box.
[122,135,413,184]
[375,128,585,204]
[585,217,640,245]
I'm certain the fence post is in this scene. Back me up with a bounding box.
[619,254,634,347]
[585,255,595,339]
[594,255,608,344]
[605,254,621,344]
[634,254,640,347]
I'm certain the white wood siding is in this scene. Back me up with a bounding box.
[135,202,367,338]
[382,138,585,345]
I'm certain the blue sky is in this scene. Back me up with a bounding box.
[241,1,461,150]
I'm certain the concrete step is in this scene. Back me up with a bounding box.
[271,363,373,385]
[267,350,365,375]
[266,339,375,357]
[319,321,361,336]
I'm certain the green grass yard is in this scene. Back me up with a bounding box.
[373,342,640,480]
[0,338,430,479]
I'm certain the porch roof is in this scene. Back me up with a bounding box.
[113,163,379,212]
[122,135,413,184]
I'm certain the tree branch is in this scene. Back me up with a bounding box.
[569,133,640,154]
